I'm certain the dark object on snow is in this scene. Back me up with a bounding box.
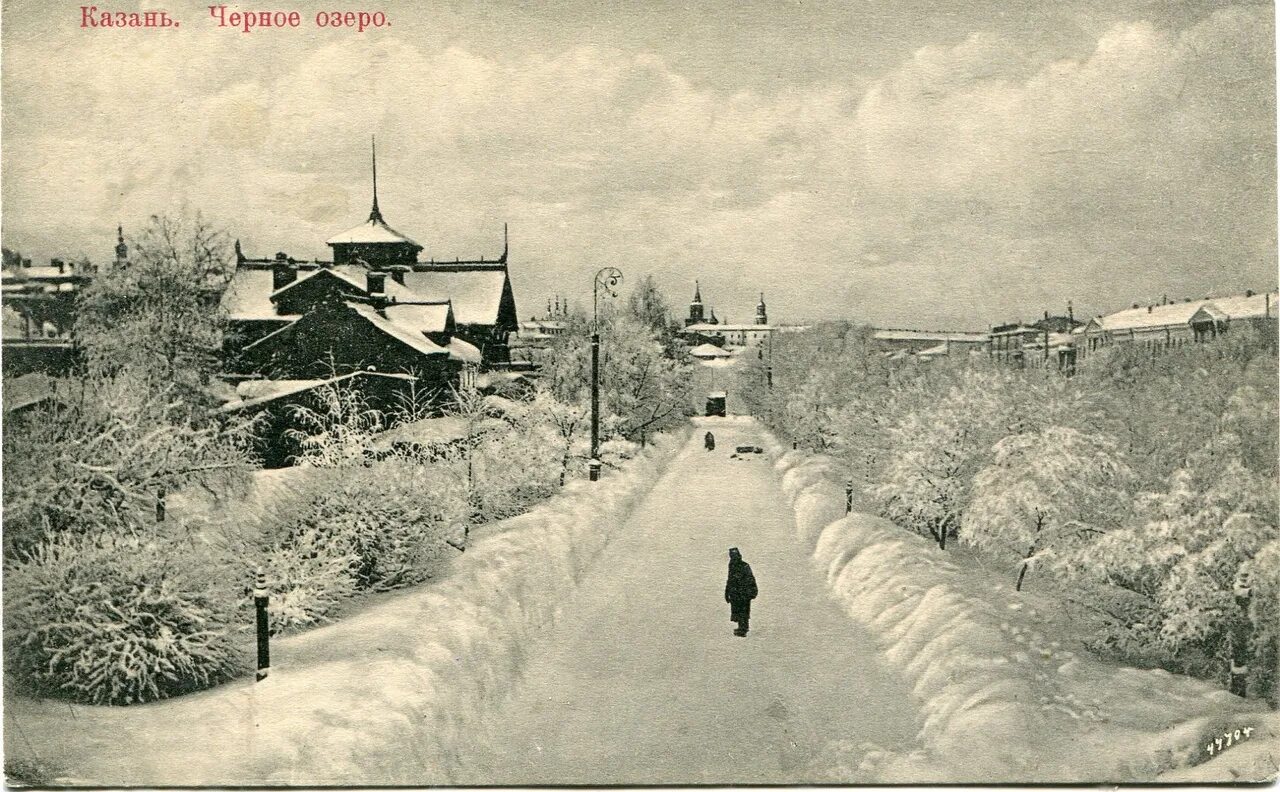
[725,547,758,636]
[704,431,716,451]
[705,392,727,417]
[735,445,762,454]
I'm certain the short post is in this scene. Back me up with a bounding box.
[588,458,602,482]
[845,479,854,514]
[254,567,270,682]
[1230,571,1252,697]
[155,485,166,523]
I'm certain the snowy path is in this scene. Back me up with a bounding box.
[457,420,918,784]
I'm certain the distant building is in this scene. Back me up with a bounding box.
[0,233,111,376]
[989,308,1084,369]
[682,283,774,347]
[1078,290,1278,362]
[871,328,990,356]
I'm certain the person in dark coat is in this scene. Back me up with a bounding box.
[704,431,716,451]
[724,547,757,636]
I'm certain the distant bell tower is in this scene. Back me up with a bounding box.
[686,280,705,327]
[114,224,128,265]
[755,292,767,325]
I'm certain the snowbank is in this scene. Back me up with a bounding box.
[6,431,687,786]
[774,450,1274,783]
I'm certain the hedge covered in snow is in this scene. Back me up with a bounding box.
[776,450,1273,783]
[7,429,685,786]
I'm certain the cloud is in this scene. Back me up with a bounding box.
[1,5,1273,328]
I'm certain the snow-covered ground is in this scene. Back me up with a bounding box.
[775,447,1277,783]
[451,417,917,784]
[3,432,684,786]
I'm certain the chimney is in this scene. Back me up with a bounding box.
[272,253,296,290]
[1067,301,1074,322]
[1246,289,1255,297]
[367,270,387,296]
[52,258,65,274]
[1147,305,1153,313]
[1132,303,1140,309]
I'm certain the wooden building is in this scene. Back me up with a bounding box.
[221,142,520,374]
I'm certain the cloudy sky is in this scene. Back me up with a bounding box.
[2,0,1275,328]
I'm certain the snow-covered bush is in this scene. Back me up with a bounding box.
[234,458,470,633]
[471,425,561,522]
[5,529,241,704]
[255,524,359,634]
[305,460,468,591]
[962,426,1131,590]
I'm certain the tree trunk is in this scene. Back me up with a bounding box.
[1230,584,1252,697]
[1015,542,1037,591]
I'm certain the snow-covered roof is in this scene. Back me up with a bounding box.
[1024,332,1076,349]
[448,337,482,364]
[220,371,416,413]
[1207,291,1278,320]
[372,416,468,450]
[235,379,329,403]
[874,328,990,342]
[707,391,728,399]
[222,268,288,321]
[226,264,508,328]
[3,372,60,413]
[915,343,951,358]
[689,343,733,358]
[1189,304,1229,324]
[685,323,773,333]
[384,302,452,334]
[1,265,80,280]
[1092,300,1208,332]
[402,270,507,326]
[348,303,449,358]
[325,217,421,248]
[270,266,366,299]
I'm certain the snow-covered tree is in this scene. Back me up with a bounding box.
[874,368,1013,549]
[596,311,693,446]
[1066,458,1277,696]
[962,426,1131,590]
[2,371,252,554]
[284,378,384,468]
[531,387,590,486]
[76,211,235,393]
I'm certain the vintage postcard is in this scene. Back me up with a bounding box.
[1,0,1277,786]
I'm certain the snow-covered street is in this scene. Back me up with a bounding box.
[455,419,918,784]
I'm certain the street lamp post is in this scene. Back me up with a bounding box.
[590,267,623,481]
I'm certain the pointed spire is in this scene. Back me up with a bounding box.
[115,223,128,263]
[368,135,383,224]
[693,279,702,303]
[501,222,509,263]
